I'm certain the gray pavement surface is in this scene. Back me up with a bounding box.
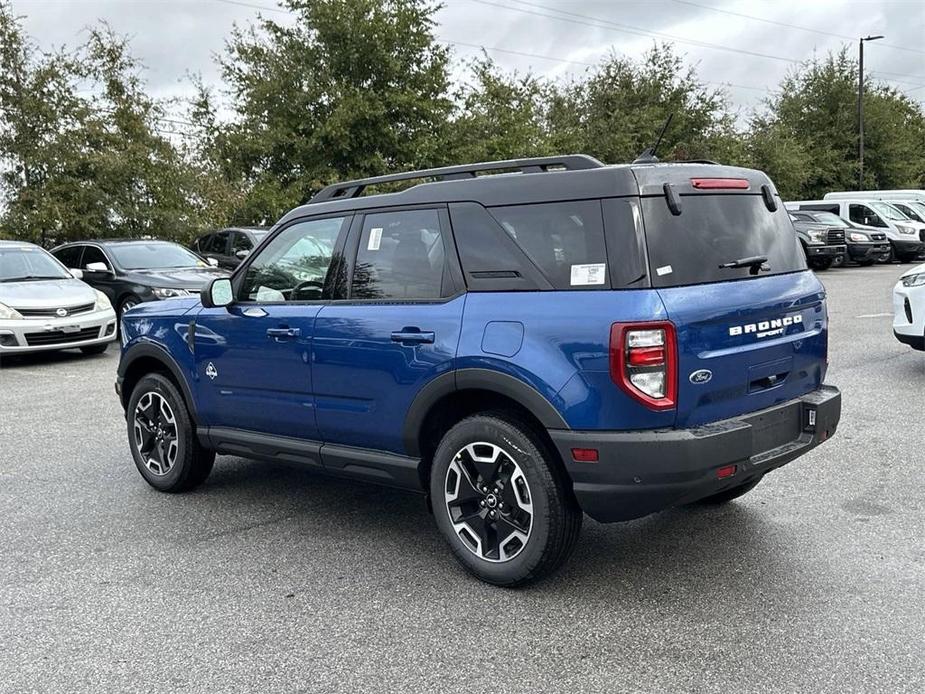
[1,264,922,693]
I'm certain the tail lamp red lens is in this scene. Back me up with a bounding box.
[716,464,737,480]
[571,448,599,463]
[610,321,677,411]
[690,178,750,190]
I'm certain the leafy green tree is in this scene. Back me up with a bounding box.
[201,0,454,223]
[752,49,925,198]
[0,3,223,245]
[546,45,740,165]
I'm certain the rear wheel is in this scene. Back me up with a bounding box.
[695,476,763,505]
[126,373,214,492]
[430,414,582,587]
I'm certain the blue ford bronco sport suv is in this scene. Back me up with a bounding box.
[117,155,841,586]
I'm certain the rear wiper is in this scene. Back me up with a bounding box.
[718,256,769,275]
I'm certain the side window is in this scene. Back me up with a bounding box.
[208,232,230,254]
[849,204,885,227]
[81,246,111,270]
[232,232,253,254]
[192,235,207,252]
[54,246,83,269]
[489,200,608,290]
[352,209,446,300]
[240,217,349,302]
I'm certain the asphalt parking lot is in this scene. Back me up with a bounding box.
[1,264,922,693]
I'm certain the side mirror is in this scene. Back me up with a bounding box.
[201,277,234,309]
[206,257,220,267]
[69,268,84,280]
[85,262,111,274]
[235,249,250,260]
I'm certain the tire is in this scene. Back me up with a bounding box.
[126,373,214,492]
[695,475,763,505]
[809,257,833,271]
[119,295,140,318]
[79,343,109,355]
[429,413,582,587]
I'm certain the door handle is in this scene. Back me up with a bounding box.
[391,329,435,345]
[267,327,301,340]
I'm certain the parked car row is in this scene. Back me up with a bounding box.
[787,189,925,270]
[0,238,231,358]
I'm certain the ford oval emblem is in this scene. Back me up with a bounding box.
[689,369,713,385]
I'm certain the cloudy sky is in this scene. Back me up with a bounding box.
[10,0,925,125]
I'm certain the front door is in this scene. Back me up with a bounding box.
[193,215,352,440]
[312,207,465,456]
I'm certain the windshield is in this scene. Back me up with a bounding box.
[810,212,849,228]
[642,194,806,287]
[0,247,72,282]
[870,202,908,221]
[108,243,206,270]
[910,202,925,219]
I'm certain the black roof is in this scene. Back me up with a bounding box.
[277,155,774,227]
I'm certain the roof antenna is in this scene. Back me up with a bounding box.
[633,113,673,164]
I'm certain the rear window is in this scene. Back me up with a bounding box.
[488,201,608,290]
[642,195,806,287]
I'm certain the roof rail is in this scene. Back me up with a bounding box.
[309,154,605,203]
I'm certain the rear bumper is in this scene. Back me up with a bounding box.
[550,385,841,523]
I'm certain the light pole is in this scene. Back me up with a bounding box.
[858,34,884,189]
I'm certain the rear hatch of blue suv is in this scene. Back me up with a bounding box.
[547,165,840,525]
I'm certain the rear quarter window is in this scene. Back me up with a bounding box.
[488,200,608,290]
[642,194,806,287]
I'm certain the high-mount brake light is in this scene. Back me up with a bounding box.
[690,178,750,190]
[610,321,677,411]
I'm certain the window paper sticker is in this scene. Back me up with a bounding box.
[656,265,673,276]
[570,263,606,286]
[367,227,383,251]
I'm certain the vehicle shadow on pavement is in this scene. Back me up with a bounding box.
[170,455,801,600]
[0,348,112,369]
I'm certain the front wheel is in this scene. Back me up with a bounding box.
[430,414,582,587]
[126,373,214,492]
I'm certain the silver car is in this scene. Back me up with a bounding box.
[0,240,117,357]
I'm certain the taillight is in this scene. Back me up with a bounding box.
[610,321,677,410]
[690,178,749,190]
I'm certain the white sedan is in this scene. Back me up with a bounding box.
[893,262,925,351]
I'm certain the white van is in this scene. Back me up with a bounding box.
[787,199,925,262]
[824,190,925,203]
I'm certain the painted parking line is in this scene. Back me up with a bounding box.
[855,312,893,318]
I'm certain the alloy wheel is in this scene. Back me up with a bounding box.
[133,392,179,476]
[443,442,534,563]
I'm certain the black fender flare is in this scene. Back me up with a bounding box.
[118,342,199,423]
[401,368,569,457]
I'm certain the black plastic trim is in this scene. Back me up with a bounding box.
[118,342,199,423]
[401,368,569,457]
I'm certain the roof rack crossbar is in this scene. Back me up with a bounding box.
[309,154,605,203]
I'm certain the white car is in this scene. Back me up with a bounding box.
[893,262,925,351]
[0,240,117,357]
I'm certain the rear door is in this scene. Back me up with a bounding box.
[311,207,464,456]
[637,169,827,427]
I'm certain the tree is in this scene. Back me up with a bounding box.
[0,3,222,245]
[201,0,454,223]
[546,45,740,165]
[752,49,925,199]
